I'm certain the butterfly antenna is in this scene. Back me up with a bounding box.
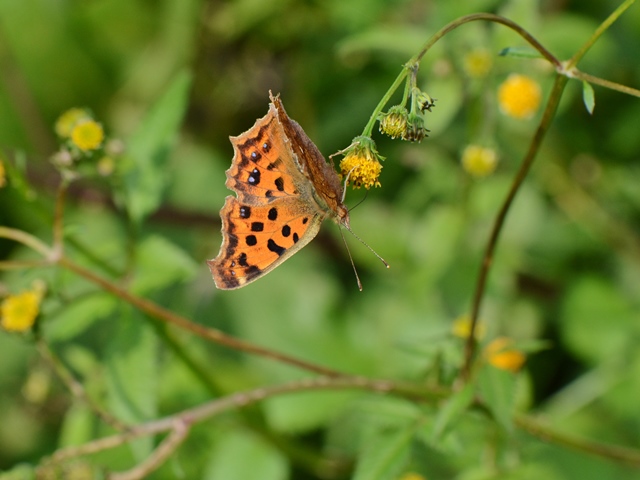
[344,223,390,269]
[338,224,363,291]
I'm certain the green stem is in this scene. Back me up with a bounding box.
[462,74,570,379]
[516,414,640,467]
[0,226,53,258]
[361,66,411,137]
[571,70,640,98]
[413,13,561,67]
[567,0,636,69]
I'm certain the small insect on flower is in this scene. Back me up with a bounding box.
[461,145,498,178]
[498,74,542,119]
[0,288,43,332]
[71,119,105,152]
[339,136,384,189]
[484,337,526,373]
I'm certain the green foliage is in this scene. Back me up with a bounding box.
[1,0,640,479]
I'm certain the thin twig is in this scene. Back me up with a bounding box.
[109,420,190,480]
[515,414,640,468]
[49,376,402,464]
[58,255,347,378]
[569,69,640,98]
[461,74,570,379]
[0,226,53,257]
[567,0,637,69]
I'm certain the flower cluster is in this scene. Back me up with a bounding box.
[51,108,123,178]
[378,88,435,143]
[339,136,384,189]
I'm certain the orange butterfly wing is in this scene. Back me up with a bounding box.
[208,93,346,289]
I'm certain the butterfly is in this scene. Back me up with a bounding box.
[208,92,351,289]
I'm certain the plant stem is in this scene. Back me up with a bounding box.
[570,70,640,98]
[49,376,399,464]
[0,226,52,258]
[461,73,570,379]
[413,13,561,67]
[567,0,637,69]
[516,414,640,467]
[361,67,410,137]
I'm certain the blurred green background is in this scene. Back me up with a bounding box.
[1,0,639,478]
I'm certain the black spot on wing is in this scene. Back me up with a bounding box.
[251,222,264,232]
[239,206,251,219]
[268,208,278,221]
[246,235,257,246]
[274,177,284,192]
[248,168,261,186]
[267,239,286,256]
[281,225,290,237]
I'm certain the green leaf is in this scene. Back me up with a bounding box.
[105,308,158,460]
[353,422,417,480]
[130,235,198,294]
[45,293,117,342]
[429,382,475,442]
[204,430,288,480]
[120,70,192,224]
[478,365,516,431]
[582,80,595,114]
[498,47,543,59]
[58,403,94,448]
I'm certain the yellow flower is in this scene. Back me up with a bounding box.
[498,74,542,119]
[379,106,408,139]
[485,337,526,373]
[463,48,493,78]
[71,119,104,152]
[339,136,383,189]
[452,314,486,340]
[1,289,42,332]
[55,108,91,138]
[461,145,498,178]
[0,158,6,188]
